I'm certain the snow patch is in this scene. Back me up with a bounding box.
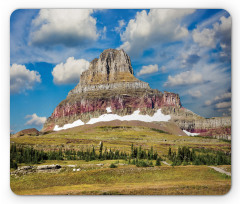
[87,109,170,124]
[183,130,200,136]
[106,107,112,113]
[53,119,84,131]
[53,109,171,131]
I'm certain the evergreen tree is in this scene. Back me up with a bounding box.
[99,142,103,159]
[131,144,134,158]
[156,157,161,166]
[168,147,172,159]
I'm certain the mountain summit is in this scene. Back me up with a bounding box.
[68,49,149,95]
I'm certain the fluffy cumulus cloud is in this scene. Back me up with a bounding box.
[25,113,47,126]
[120,9,195,56]
[164,70,203,87]
[193,16,231,58]
[30,9,98,47]
[10,64,41,94]
[52,57,89,84]
[137,64,158,76]
[192,28,216,48]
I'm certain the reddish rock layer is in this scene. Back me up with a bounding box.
[42,90,182,132]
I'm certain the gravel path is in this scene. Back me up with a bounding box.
[209,166,231,176]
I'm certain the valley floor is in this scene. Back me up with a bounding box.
[10,160,231,195]
[10,124,231,195]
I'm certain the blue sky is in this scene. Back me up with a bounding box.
[10,9,231,132]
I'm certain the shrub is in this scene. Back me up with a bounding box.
[110,163,117,168]
[136,160,153,167]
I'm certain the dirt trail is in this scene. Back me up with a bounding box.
[161,162,231,177]
[209,166,231,176]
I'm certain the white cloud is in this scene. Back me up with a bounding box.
[137,64,158,76]
[30,9,98,47]
[120,9,195,56]
[204,100,212,106]
[52,57,89,84]
[215,101,231,109]
[205,91,231,106]
[193,16,231,50]
[214,92,231,102]
[192,28,216,48]
[188,90,202,98]
[203,90,231,116]
[25,113,47,126]
[114,20,126,33]
[101,26,107,39]
[164,70,203,87]
[10,64,41,94]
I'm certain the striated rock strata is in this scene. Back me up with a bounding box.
[174,116,231,140]
[43,49,181,131]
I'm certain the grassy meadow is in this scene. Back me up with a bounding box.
[10,125,231,195]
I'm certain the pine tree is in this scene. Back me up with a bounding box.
[99,142,103,159]
[168,147,172,159]
[131,143,134,158]
[156,157,161,166]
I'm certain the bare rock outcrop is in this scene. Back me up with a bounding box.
[68,49,149,95]
[175,117,231,140]
[11,164,62,176]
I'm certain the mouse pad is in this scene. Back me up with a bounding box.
[10,9,231,195]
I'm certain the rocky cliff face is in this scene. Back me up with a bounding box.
[79,49,136,84]
[174,117,231,140]
[43,49,181,131]
[68,49,149,95]
[161,106,231,140]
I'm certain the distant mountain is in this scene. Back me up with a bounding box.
[42,49,231,140]
[12,128,39,137]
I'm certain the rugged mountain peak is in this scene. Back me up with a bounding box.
[81,49,135,85]
[43,49,183,132]
[69,49,149,95]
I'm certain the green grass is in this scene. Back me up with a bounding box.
[10,161,231,195]
[10,125,231,195]
[11,126,231,155]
